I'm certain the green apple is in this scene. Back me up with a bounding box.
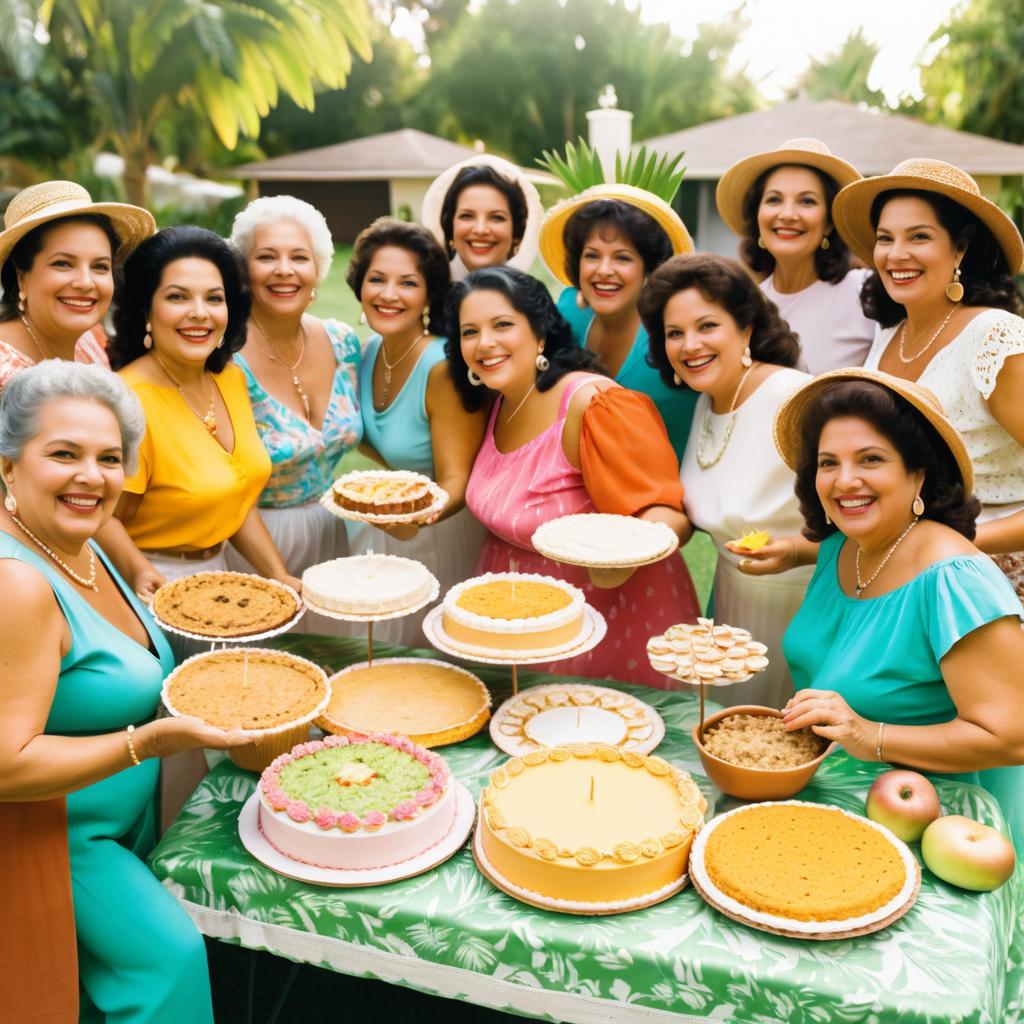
[865,769,940,842]
[921,815,1016,892]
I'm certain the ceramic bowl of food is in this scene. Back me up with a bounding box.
[692,704,834,801]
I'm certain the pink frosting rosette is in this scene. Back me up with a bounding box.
[286,800,311,823]
[392,800,418,821]
[338,812,362,833]
[322,734,349,748]
[265,786,289,811]
[415,788,438,807]
[362,810,387,832]
[314,807,338,830]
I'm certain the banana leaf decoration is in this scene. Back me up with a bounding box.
[538,138,686,203]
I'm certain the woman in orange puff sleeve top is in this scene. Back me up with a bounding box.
[110,227,298,594]
[449,267,699,686]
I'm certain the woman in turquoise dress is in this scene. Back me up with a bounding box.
[772,368,1024,843]
[538,182,699,459]
[345,218,487,644]
[0,361,248,1022]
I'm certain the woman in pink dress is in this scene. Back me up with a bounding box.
[444,266,700,687]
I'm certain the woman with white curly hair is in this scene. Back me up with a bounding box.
[227,195,362,586]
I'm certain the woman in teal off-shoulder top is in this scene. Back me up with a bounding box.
[771,369,1024,843]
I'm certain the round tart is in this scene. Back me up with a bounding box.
[476,744,707,912]
[532,513,678,567]
[689,801,919,937]
[151,571,300,639]
[332,469,434,516]
[302,554,437,617]
[319,658,491,747]
[441,573,586,656]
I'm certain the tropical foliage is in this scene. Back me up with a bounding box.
[537,138,686,202]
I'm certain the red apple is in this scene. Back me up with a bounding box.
[865,769,941,842]
[921,815,1016,892]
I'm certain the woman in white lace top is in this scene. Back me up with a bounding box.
[832,158,1024,595]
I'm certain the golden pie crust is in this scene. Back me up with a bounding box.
[318,659,490,747]
[165,649,328,731]
[703,803,907,922]
[152,572,298,638]
[333,470,433,515]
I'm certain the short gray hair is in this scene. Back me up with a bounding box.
[230,195,334,283]
[0,360,146,474]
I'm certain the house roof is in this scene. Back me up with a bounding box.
[233,128,479,181]
[641,100,1024,179]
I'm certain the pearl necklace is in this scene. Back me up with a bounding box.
[10,513,98,590]
[154,353,217,435]
[897,304,959,364]
[854,517,919,597]
[377,329,427,409]
[252,318,311,421]
[695,363,756,470]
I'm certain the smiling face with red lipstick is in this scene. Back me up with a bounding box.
[757,165,831,269]
[147,258,228,372]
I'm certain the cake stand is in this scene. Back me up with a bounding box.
[303,574,440,666]
[422,603,607,696]
[238,781,475,887]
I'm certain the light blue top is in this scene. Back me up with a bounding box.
[237,318,362,507]
[359,336,447,475]
[556,286,697,460]
[783,530,1024,841]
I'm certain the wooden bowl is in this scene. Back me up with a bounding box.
[693,705,834,801]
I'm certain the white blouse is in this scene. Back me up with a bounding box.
[863,309,1024,509]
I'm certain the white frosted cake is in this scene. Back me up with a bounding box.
[532,513,677,566]
[302,554,435,615]
[257,734,456,870]
[441,573,586,656]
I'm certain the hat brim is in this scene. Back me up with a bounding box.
[538,183,694,286]
[715,148,862,238]
[773,367,975,493]
[832,174,1024,274]
[0,199,155,268]
[421,155,544,273]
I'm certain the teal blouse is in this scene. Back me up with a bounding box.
[784,531,1024,840]
[556,287,696,460]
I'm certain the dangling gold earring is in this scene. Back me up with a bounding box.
[359,310,367,325]
[912,494,925,517]
[820,235,830,250]
[3,491,16,515]
[946,266,964,303]
[422,307,430,330]
[757,237,766,249]
[17,291,25,314]
[143,322,153,350]
[824,508,831,525]
[672,372,681,386]
[576,291,587,310]
[741,346,752,368]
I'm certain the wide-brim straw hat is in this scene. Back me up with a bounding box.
[832,158,1024,273]
[773,367,974,493]
[539,183,694,286]
[715,138,862,237]
[0,180,155,268]
[421,154,544,275]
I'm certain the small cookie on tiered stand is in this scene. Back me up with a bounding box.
[646,617,769,686]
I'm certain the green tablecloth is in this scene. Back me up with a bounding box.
[149,636,1023,1024]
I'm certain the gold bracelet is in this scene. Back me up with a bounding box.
[875,721,886,762]
[126,724,141,767]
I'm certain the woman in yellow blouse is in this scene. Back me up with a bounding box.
[109,227,298,592]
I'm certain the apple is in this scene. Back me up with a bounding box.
[921,815,1016,891]
[865,769,941,842]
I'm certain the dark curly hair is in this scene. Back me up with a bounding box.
[859,189,1021,327]
[738,164,853,285]
[793,379,979,542]
[110,227,249,373]
[444,266,607,412]
[439,166,528,258]
[346,217,451,335]
[639,253,801,390]
[0,214,123,321]
[563,200,673,288]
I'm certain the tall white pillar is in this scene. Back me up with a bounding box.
[586,108,633,181]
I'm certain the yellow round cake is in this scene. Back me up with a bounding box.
[477,744,707,908]
[441,573,585,656]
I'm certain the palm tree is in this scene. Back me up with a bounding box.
[2,0,372,205]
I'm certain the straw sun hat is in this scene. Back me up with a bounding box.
[538,183,694,286]
[773,367,974,493]
[831,157,1024,273]
[0,180,155,267]
[715,138,862,237]
[421,154,544,274]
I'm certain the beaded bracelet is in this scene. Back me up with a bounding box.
[875,721,886,762]
[126,724,141,767]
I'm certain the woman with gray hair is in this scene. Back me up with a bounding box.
[0,360,248,1023]
[227,195,361,592]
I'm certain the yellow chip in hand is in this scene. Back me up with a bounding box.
[734,529,770,552]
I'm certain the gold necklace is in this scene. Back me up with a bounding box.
[10,513,98,590]
[897,304,959,364]
[154,353,217,435]
[377,329,427,409]
[695,363,756,470]
[19,314,48,360]
[252,318,311,421]
[854,517,919,597]
[503,382,536,424]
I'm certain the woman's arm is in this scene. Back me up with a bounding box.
[98,502,165,599]
[726,535,820,575]
[229,506,302,591]
[783,616,1024,770]
[0,560,248,802]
